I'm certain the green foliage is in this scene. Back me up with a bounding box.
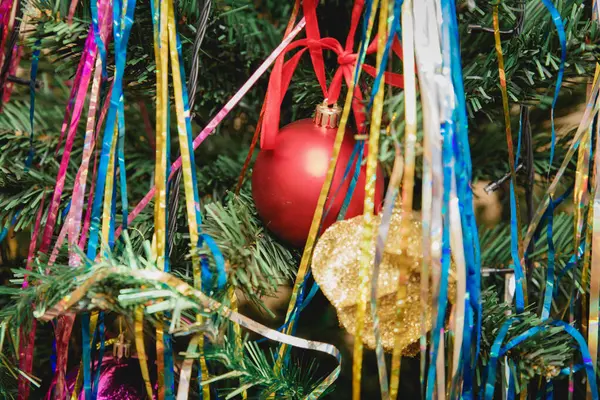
[196,192,297,314]
[0,236,317,398]
[0,132,72,233]
[205,338,329,399]
[478,288,575,390]
[2,0,600,398]
[480,212,582,315]
[460,0,599,119]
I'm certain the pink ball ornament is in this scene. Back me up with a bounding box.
[64,356,157,400]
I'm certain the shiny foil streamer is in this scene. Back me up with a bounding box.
[43,1,113,397]
[352,1,387,398]
[82,0,137,397]
[540,0,566,169]
[101,127,118,251]
[572,48,593,363]
[67,57,107,266]
[17,192,45,398]
[39,31,98,255]
[589,111,600,394]
[148,0,229,395]
[366,1,402,397]
[136,308,155,398]
[572,116,591,314]
[150,0,169,395]
[39,267,342,400]
[541,196,556,321]
[53,60,106,400]
[493,4,527,311]
[437,1,469,391]
[588,0,600,386]
[390,1,417,398]
[0,0,19,109]
[228,287,246,399]
[170,0,215,395]
[430,12,453,400]
[412,0,444,396]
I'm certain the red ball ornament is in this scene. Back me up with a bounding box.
[252,102,384,247]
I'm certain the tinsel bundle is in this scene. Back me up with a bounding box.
[1,0,600,399]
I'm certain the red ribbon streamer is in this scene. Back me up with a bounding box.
[260,0,403,150]
[235,0,302,193]
[17,192,46,400]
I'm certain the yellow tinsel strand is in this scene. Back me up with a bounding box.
[353,1,388,399]
[390,0,416,397]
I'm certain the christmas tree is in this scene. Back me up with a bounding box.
[1,0,600,398]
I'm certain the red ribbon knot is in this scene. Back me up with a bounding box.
[337,50,357,66]
[260,0,404,150]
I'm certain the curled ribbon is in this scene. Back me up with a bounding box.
[260,0,404,150]
[37,266,342,400]
[113,17,307,242]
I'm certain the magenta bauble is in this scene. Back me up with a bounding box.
[252,114,384,247]
[62,356,157,400]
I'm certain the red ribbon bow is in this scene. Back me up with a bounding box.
[260,0,404,150]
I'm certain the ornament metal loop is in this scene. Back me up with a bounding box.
[314,100,342,128]
[113,332,131,360]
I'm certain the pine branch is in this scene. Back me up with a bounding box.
[461,1,598,118]
[195,192,297,315]
[204,338,329,400]
[478,288,576,391]
[0,235,317,397]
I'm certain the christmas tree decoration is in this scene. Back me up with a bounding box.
[6,0,600,399]
[252,101,384,247]
[64,356,156,400]
[312,210,455,355]
[0,0,22,108]
[350,2,390,397]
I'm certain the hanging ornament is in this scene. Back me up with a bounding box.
[63,355,157,400]
[252,101,384,247]
[312,210,455,355]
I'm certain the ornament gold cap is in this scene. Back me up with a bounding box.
[112,332,131,361]
[313,100,341,128]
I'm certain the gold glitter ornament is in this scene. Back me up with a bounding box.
[312,210,455,355]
